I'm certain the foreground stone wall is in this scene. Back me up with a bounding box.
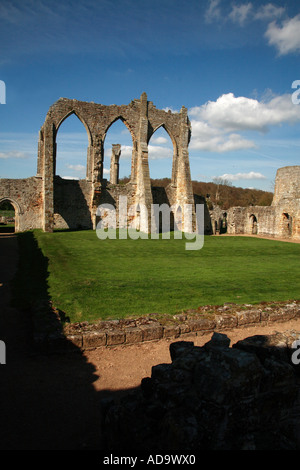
[102,330,300,450]
[32,299,300,350]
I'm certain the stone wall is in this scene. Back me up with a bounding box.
[39,92,195,233]
[224,166,300,240]
[0,93,197,234]
[102,330,300,450]
[0,177,43,232]
[1,94,299,240]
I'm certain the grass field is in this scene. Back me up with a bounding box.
[13,229,300,323]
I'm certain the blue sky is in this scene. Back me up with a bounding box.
[0,0,300,191]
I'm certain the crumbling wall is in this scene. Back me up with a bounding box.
[227,205,276,236]
[39,93,195,233]
[0,177,43,232]
[226,166,300,240]
[102,332,300,450]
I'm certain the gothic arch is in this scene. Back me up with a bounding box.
[147,123,177,154]
[56,110,92,146]
[0,197,22,232]
[102,116,137,183]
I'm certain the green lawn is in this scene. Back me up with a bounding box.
[13,229,300,323]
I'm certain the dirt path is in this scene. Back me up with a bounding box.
[1,232,300,450]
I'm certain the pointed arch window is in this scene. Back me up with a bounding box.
[148,126,175,183]
[55,113,90,180]
[103,118,133,184]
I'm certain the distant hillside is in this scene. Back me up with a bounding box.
[148,177,273,210]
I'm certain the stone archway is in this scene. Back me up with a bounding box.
[282,212,292,238]
[38,93,194,233]
[249,214,258,234]
[0,197,22,232]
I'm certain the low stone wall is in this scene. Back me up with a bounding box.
[32,299,300,352]
[102,329,300,450]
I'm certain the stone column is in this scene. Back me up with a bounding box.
[136,92,153,233]
[110,144,121,184]
[175,106,195,232]
[42,123,55,232]
[37,129,44,177]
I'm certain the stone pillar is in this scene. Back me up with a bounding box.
[110,144,121,184]
[175,106,195,232]
[136,92,153,233]
[37,129,44,177]
[42,123,55,232]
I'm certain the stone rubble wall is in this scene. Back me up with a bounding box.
[0,177,43,232]
[32,300,300,352]
[102,329,300,450]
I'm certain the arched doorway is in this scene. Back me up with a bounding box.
[0,199,18,233]
[282,213,292,237]
[249,214,258,234]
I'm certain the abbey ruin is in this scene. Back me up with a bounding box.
[0,92,299,240]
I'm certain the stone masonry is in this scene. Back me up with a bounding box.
[0,93,299,239]
[0,93,195,233]
[224,166,300,240]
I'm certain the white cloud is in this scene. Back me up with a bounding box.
[254,3,285,20]
[190,92,300,133]
[151,136,168,145]
[163,106,180,113]
[189,91,300,153]
[265,14,300,55]
[205,0,221,23]
[229,3,252,26]
[103,168,110,175]
[148,145,173,160]
[61,176,80,180]
[189,120,255,152]
[66,164,85,172]
[216,171,267,181]
[0,150,29,159]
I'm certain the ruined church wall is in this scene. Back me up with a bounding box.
[227,206,276,236]
[0,177,43,232]
[53,177,93,230]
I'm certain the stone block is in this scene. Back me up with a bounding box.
[236,309,261,326]
[140,323,163,342]
[214,314,238,329]
[82,331,107,349]
[124,327,143,344]
[66,334,83,349]
[163,324,180,338]
[106,329,125,346]
[186,317,216,332]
